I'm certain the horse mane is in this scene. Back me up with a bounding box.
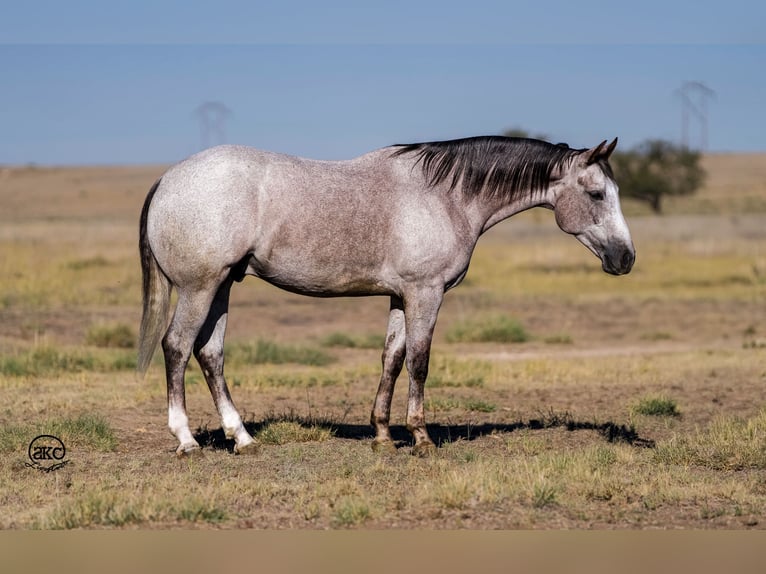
[391,136,582,199]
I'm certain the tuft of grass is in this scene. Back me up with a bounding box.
[40,493,144,529]
[257,373,341,388]
[49,413,118,451]
[66,256,110,271]
[446,315,529,344]
[640,331,674,341]
[331,496,372,527]
[85,323,135,349]
[531,481,558,509]
[0,413,117,453]
[175,498,227,524]
[0,346,137,377]
[543,333,573,345]
[0,423,29,453]
[256,421,334,445]
[0,347,96,377]
[429,471,474,510]
[632,395,680,418]
[463,399,497,413]
[39,493,227,529]
[654,409,766,470]
[426,397,461,412]
[226,340,335,366]
[321,332,385,349]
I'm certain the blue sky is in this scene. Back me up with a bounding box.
[1,2,764,164]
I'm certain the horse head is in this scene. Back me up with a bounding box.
[550,138,635,276]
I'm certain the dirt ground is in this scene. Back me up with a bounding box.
[0,154,765,529]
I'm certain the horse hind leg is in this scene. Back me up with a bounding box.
[370,297,406,453]
[162,286,224,457]
[193,277,258,455]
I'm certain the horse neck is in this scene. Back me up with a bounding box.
[475,185,555,234]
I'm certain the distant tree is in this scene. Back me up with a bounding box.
[611,139,706,213]
[502,127,549,141]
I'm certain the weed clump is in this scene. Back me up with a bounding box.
[632,396,680,418]
[0,413,117,453]
[257,421,334,445]
[86,323,136,348]
[321,332,384,349]
[226,340,335,366]
[446,315,529,344]
[0,347,136,376]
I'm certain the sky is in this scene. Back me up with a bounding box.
[1,1,764,165]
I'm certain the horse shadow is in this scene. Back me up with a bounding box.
[194,411,655,453]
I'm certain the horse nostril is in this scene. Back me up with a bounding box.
[621,250,635,270]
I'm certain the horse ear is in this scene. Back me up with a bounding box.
[585,138,618,165]
[585,140,607,165]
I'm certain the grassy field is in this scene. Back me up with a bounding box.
[0,153,764,529]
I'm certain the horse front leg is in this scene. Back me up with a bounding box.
[370,297,406,453]
[403,287,443,457]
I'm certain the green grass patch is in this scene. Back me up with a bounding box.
[331,496,371,527]
[426,397,461,412]
[175,498,228,524]
[38,493,227,529]
[543,333,574,345]
[0,413,117,453]
[39,493,144,529]
[531,481,558,508]
[321,332,385,349]
[446,315,529,344]
[0,346,137,377]
[0,423,29,453]
[632,395,680,418]
[0,347,96,377]
[65,256,110,271]
[226,340,335,366]
[85,323,135,348]
[463,399,497,413]
[257,373,341,388]
[640,331,674,341]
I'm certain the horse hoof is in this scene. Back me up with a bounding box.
[234,441,260,455]
[176,444,203,458]
[371,438,396,454]
[412,442,436,458]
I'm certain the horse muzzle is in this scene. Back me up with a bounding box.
[602,245,635,276]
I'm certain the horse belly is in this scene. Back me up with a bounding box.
[246,248,394,297]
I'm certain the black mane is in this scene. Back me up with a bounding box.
[391,136,582,199]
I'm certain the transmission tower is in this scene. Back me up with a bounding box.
[194,101,232,149]
[677,81,715,151]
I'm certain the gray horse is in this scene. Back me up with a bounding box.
[138,136,634,457]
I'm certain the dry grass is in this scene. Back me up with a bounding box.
[0,156,765,529]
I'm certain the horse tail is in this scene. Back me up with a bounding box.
[137,178,172,377]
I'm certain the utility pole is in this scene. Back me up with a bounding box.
[194,101,232,150]
[677,81,715,151]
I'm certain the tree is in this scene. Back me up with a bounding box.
[501,127,549,141]
[610,139,706,213]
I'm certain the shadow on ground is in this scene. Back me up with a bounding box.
[194,411,655,453]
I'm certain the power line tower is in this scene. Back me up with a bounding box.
[677,81,715,151]
[194,101,232,150]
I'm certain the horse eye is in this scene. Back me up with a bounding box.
[588,190,605,201]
